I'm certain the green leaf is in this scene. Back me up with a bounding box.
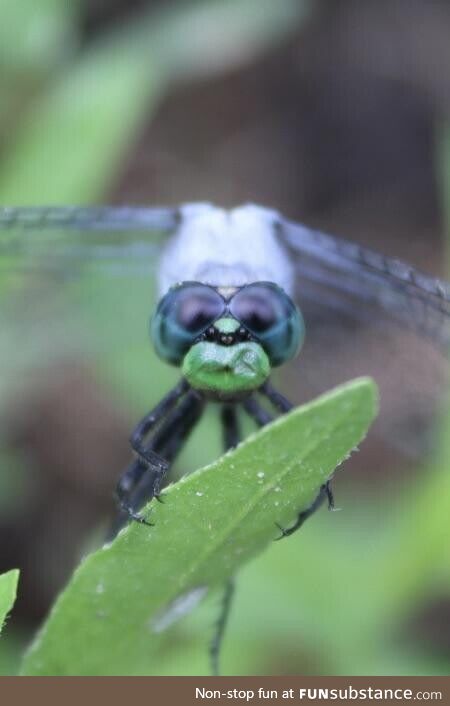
[21,377,377,675]
[0,570,19,635]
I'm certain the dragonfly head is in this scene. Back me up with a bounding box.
[151,281,304,399]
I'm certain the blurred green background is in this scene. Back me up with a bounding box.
[0,0,450,676]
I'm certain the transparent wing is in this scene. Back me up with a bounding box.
[280,217,450,349]
[0,206,178,274]
[278,216,449,464]
[0,206,178,231]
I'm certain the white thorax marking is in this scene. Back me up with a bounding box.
[158,203,294,298]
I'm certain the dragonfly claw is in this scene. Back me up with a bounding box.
[120,502,154,527]
[274,522,289,541]
[130,512,154,527]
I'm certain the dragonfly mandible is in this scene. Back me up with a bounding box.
[1,201,449,673]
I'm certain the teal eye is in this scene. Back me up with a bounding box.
[151,283,225,365]
[229,282,304,366]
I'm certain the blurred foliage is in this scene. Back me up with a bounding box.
[0,0,308,203]
[0,0,449,678]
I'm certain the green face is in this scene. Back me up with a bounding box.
[151,281,305,397]
[182,340,270,398]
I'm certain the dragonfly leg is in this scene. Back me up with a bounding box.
[221,403,241,449]
[274,481,334,540]
[208,405,241,676]
[210,578,235,677]
[256,383,336,539]
[115,459,154,527]
[242,396,274,426]
[141,389,205,499]
[259,381,293,412]
[110,388,204,537]
[129,378,189,469]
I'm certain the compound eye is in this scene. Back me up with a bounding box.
[229,282,304,366]
[151,283,225,365]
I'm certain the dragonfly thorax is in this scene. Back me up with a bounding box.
[157,203,295,297]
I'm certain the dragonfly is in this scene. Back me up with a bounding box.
[1,201,449,673]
